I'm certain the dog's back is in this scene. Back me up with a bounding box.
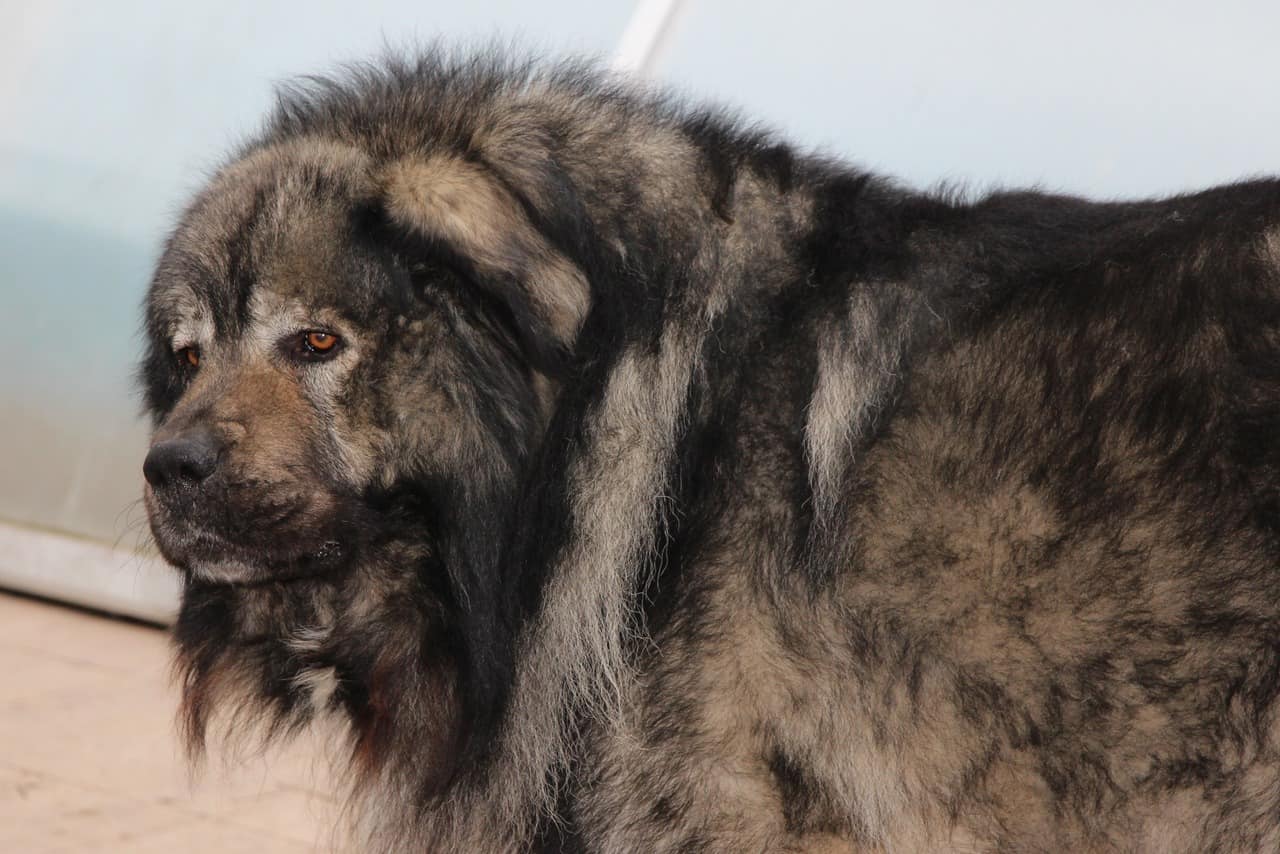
[571,182,1280,851]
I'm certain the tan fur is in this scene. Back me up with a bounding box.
[382,155,589,345]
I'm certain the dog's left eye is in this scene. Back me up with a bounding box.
[290,330,343,361]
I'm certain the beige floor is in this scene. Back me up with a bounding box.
[0,592,339,852]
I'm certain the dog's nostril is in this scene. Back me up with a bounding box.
[143,432,221,489]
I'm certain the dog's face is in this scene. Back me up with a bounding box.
[144,138,557,579]
[145,184,376,583]
[141,137,587,774]
[145,143,417,584]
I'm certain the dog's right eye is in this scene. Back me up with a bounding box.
[176,346,200,369]
[304,332,338,353]
[286,330,344,362]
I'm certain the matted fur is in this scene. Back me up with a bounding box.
[141,49,1280,852]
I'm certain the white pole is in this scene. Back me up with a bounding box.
[611,0,687,78]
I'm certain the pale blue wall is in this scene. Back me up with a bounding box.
[659,1,1280,198]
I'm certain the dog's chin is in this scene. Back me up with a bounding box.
[156,529,348,587]
[186,556,337,586]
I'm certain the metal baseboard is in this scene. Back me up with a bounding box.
[0,520,178,625]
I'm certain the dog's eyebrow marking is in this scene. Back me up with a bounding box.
[154,286,215,350]
[171,317,214,351]
[242,289,353,352]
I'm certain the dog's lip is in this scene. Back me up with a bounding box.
[190,565,341,590]
[177,538,347,587]
[185,559,345,589]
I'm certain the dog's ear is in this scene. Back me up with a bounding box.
[378,154,590,368]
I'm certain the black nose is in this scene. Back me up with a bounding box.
[143,430,221,489]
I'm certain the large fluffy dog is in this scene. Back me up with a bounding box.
[141,52,1280,851]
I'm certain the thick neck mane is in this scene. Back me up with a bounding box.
[206,52,1006,851]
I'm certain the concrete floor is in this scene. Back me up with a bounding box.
[0,591,339,852]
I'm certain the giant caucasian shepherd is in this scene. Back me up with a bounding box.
[141,51,1280,852]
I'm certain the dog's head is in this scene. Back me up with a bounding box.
[142,127,590,785]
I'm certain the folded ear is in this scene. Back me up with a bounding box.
[380,154,590,360]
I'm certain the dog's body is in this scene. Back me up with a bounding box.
[141,53,1280,851]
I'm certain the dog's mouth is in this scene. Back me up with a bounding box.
[188,547,346,586]
[154,521,350,586]
[145,488,352,585]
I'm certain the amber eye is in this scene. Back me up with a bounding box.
[306,332,336,351]
[297,330,341,359]
[177,346,199,368]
